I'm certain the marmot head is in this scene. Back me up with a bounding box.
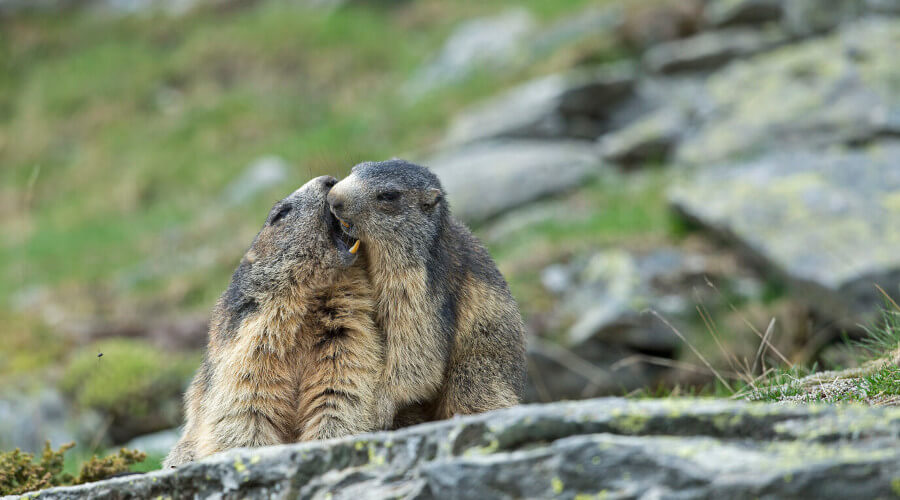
[327,160,445,257]
[240,175,360,297]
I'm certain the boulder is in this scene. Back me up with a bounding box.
[558,249,678,354]
[643,27,787,74]
[407,9,536,96]
[866,0,900,14]
[0,388,103,454]
[703,0,783,28]
[597,106,687,166]
[526,247,752,402]
[442,63,636,147]
[669,144,900,326]
[676,18,900,165]
[426,140,602,223]
[123,428,181,457]
[12,398,900,499]
[783,0,865,37]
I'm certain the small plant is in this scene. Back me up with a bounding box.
[0,442,146,496]
[73,448,147,485]
[857,363,900,399]
[855,292,900,360]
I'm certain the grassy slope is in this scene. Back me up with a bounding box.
[1,0,626,376]
[0,0,599,302]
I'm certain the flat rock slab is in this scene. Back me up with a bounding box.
[10,398,900,499]
[676,18,900,165]
[703,0,783,28]
[442,63,635,147]
[426,140,602,223]
[643,27,787,74]
[669,144,900,325]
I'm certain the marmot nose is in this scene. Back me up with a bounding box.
[327,191,345,214]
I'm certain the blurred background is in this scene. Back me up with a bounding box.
[2,0,899,472]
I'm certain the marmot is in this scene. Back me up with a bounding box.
[327,160,526,426]
[164,175,386,468]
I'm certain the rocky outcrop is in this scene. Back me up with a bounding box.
[703,0,783,28]
[675,17,900,165]
[528,245,767,401]
[670,144,900,326]
[596,106,687,166]
[642,27,787,74]
[9,398,900,499]
[442,63,636,147]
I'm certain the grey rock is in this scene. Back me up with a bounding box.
[866,0,900,14]
[443,63,636,147]
[643,27,788,74]
[555,249,683,355]
[597,106,687,166]
[11,398,900,499]
[123,428,181,457]
[783,0,864,37]
[669,144,900,326]
[703,0,783,28]
[539,264,572,295]
[525,339,661,401]
[0,388,103,454]
[223,155,289,205]
[407,9,536,97]
[426,140,602,223]
[530,244,767,402]
[676,18,900,165]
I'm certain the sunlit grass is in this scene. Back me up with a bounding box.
[1,0,620,317]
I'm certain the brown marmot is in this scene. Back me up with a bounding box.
[327,160,526,426]
[164,175,387,468]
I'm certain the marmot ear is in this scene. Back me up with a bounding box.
[422,188,442,210]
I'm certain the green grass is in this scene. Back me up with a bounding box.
[0,0,618,308]
[857,363,900,397]
[0,0,628,380]
[856,305,900,360]
[739,366,817,402]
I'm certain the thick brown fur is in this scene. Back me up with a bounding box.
[328,160,526,427]
[164,176,386,468]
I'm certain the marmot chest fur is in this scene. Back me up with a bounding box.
[164,175,386,468]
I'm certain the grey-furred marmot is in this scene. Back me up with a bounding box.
[327,160,527,426]
[164,175,388,468]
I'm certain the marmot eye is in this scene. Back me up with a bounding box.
[270,205,292,224]
[376,190,401,202]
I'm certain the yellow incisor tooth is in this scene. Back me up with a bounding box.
[341,220,349,228]
[349,240,360,254]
